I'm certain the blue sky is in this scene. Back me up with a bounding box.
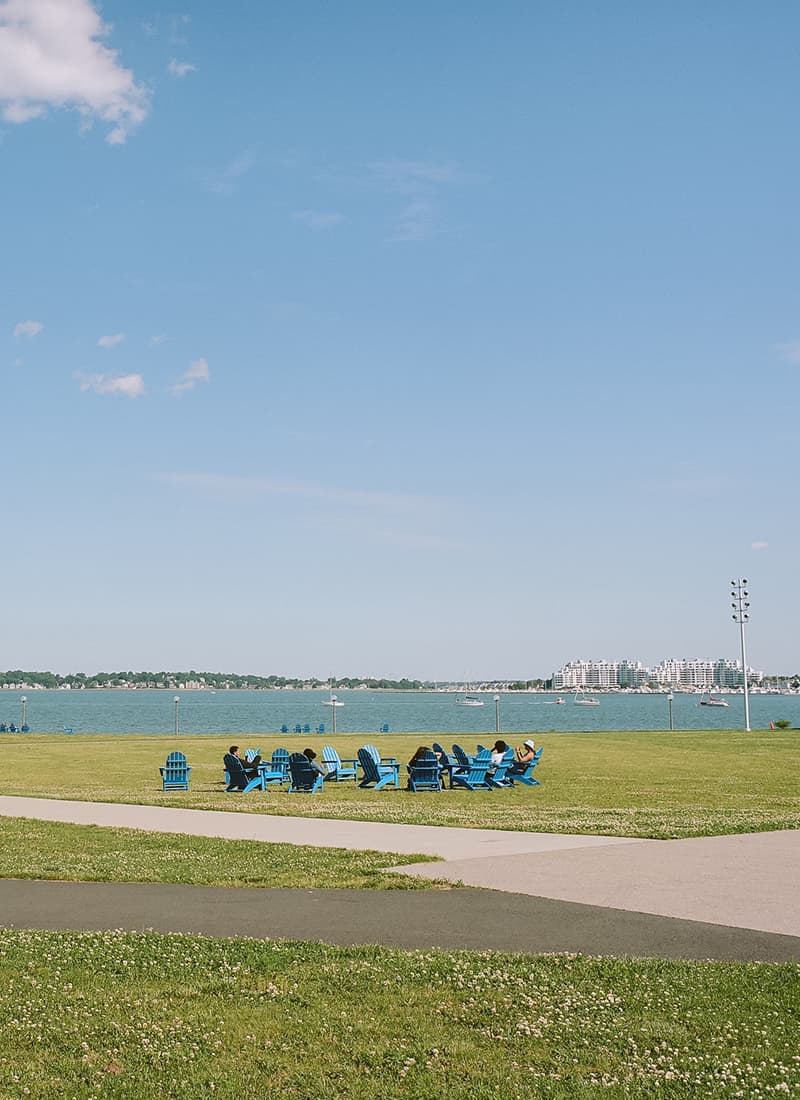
[3,1,798,678]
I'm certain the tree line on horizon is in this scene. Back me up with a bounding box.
[0,670,546,692]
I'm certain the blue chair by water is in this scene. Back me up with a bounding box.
[316,723,326,735]
[294,724,302,734]
[321,745,358,782]
[379,723,389,733]
[223,752,265,793]
[280,724,289,734]
[407,749,442,792]
[159,750,191,791]
[506,747,544,787]
[303,724,311,734]
[63,726,75,734]
[271,747,291,782]
[451,748,494,792]
[288,751,324,794]
[20,724,30,733]
[357,745,400,790]
[8,724,16,733]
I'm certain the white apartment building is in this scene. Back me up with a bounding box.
[552,659,649,690]
[651,658,762,689]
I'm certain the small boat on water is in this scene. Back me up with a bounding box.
[573,691,600,706]
[321,693,344,707]
[455,693,485,707]
[700,694,729,707]
[555,697,565,705]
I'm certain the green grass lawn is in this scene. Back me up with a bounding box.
[2,728,799,837]
[0,815,442,890]
[0,928,797,1099]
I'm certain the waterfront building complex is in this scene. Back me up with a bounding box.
[552,657,763,690]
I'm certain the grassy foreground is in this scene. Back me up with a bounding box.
[0,928,797,1099]
[2,728,799,837]
[0,816,442,890]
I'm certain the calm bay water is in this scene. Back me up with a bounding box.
[3,689,798,737]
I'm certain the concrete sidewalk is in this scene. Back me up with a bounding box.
[1,797,798,955]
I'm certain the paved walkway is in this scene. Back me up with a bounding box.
[1,797,799,961]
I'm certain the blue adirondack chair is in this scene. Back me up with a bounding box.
[357,746,400,790]
[316,723,326,735]
[303,724,311,734]
[288,752,324,793]
[321,745,358,782]
[271,747,290,781]
[279,724,289,734]
[293,724,302,734]
[160,750,191,791]
[506,746,544,786]
[244,748,262,763]
[379,723,389,733]
[223,752,265,792]
[407,749,442,792]
[487,746,515,788]
[451,748,494,792]
[451,744,474,771]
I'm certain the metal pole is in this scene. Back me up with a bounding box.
[174,695,180,737]
[332,695,337,736]
[739,616,751,733]
[21,696,27,730]
[667,693,673,731]
[494,694,500,734]
[731,579,751,733]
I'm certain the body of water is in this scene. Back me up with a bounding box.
[2,689,798,737]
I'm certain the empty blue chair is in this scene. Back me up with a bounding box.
[280,724,289,734]
[451,748,493,792]
[288,752,324,793]
[294,724,302,734]
[451,744,474,771]
[160,750,191,791]
[321,745,358,782]
[316,723,326,735]
[271,747,291,782]
[20,724,30,733]
[357,746,400,790]
[303,724,311,734]
[379,723,389,733]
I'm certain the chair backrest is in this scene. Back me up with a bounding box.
[362,744,380,764]
[271,747,290,776]
[408,750,440,790]
[289,751,319,791]
[223,752,249,789]
[463,748,492,783]
[316,723,325,734]
[452,744,471,768]
[165,750,187,768]
[321,745,340,774]
[244,748,261,762]
[357,747,380,782]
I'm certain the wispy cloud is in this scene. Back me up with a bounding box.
[13,319,44,339]
[205,150,256,195]
[776,340,800,365]
[150,333,169,346]
[0,0,149,143]
[97,332,125,348]
[390,199,436,242]
[751,541,769,551]
[292,209,344,230]
[167,58,196,78]
[171,357,209,396]
[76,371,145,397]
[159,472,437,516]
[369,159,465,193]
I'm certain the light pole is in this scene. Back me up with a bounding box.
[173,695,180,737]
[667,692,673,731]
[331,695,337,736]
[731,579,751,732]
[20,695,27,731]
[494,694,500,734]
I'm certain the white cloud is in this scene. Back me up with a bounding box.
[13,319,44,338]
[97,332,125,348]
[167,58,196,77]
[751,541,769,551]
[391,199,436,242]
[76,371,145,397]
[776,341,800,365]
[205,150,256,195]
[370,159,465,193]
[0,0,149,144]
[171,356,209,395]
[292,209,344,230]
[150,333,168,345]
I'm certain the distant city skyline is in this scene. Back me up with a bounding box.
[3,2,798,679]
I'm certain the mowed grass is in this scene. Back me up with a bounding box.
[0,928,798,1099]
[0,816,442,890]
[2,728,799,837]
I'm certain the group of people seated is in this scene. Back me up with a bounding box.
[223,744,327,790]
[407,738,537,778]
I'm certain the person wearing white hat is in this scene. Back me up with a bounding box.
[509,738,536,774]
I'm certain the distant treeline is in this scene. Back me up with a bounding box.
[0,670,546,692]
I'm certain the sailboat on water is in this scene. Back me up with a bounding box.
[573,690,600,706]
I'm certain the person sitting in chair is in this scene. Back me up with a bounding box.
[224,745,260,791]
[508,739,536,775]
[303,747,327,778]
